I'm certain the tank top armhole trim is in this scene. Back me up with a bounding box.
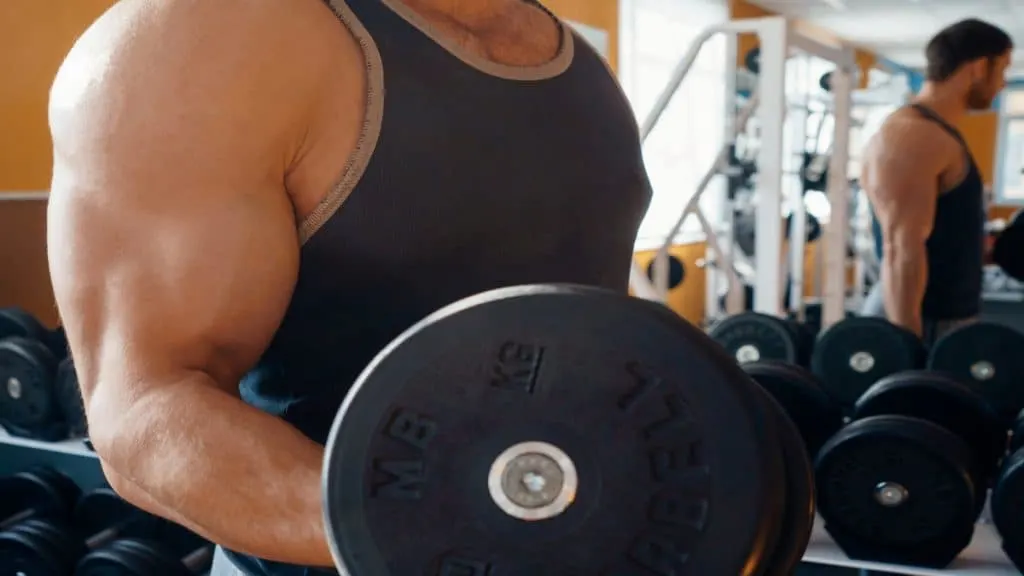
[298,0,385,244]
[939,150,972,195]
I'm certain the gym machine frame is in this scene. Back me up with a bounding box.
[631,16,854,330]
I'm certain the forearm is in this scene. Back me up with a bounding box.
[882,247,927,335]
[92,374,333,566]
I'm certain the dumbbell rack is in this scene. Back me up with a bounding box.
[1,428,1016,575]
[0,427,104,491]
[805,515,1012,575]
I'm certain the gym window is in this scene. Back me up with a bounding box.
[618,0,729,249]
[996,86,1024,204]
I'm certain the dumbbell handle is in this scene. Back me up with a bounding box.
[182,545,215,572]
[86,525,124,549]
[0,507,37,531]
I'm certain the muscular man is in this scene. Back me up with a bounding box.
[861,19,1013,341]
[46,0,651,574]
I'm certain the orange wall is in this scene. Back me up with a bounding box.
[0,1,116,324]
[545,0,619,71]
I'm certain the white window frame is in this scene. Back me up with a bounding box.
[617,0,730,250]
[995,84,1024,205]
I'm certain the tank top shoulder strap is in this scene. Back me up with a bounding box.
[908,103,969,150]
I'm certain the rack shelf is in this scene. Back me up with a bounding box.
[3,427,1018,574]
[804,515,1017,575]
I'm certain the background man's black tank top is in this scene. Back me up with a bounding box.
[225,0,651,573]
[871,104,985,321]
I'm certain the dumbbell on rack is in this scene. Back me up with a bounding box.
[992,446,1024,572]
[0,307,84,441]
[0,307,50,343]
[55,358,88,439]
[814,371,1005,568]
[741,360,844,458]
[0,487,159,574]
[810,316,925,413]
[0,467,81,533]
[708,311,813,367]
[927,321,1024,424]
[76,525,215,575]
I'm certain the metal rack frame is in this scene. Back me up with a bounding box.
[631,16,855,330]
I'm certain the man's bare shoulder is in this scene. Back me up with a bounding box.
[50,0,357,148]
[871,111,958,162]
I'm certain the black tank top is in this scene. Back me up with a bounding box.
[909,104,985,320]
[225,0,651,573]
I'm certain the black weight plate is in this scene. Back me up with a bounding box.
[644,254,686,290]
[0,467,81,529]
[993,447,1024,550]
[815,415,977,568]
[0,337,59,429]
[74,538,195,576]
[854,370,1005,490]
[709,312,799,365]
[744,47,760,74]
[0,517,83,576]
[811,317,924,410]
[928,322,1024,424]
[74,488,144,542]
[0,308,48,342]
[47,325,69,362]
[742,360,844,458]
[784,318,814,368]
[1011,408,1024,453]
[55,358,88,438]
[751,384,815,576]
[323,285,784,576]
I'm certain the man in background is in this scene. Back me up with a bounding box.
[861,19,1013,341]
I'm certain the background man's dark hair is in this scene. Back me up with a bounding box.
[925,19,1013,82]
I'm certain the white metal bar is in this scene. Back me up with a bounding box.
[709,35,741,321]
[694,210,745,316]
[786,80,809,317]
[786,27,856,69]
[752,18,787,316]
[822,66,853,328]
[639,18,784,142]
[0,191,49,201]
[656,92,760,260]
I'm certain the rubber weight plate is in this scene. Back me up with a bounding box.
[993,448,1024,569]
[811,317,924,411]
[0,517,81,576]
[750,384,815,576]
[709,312,799,365]
[815,415,978,568]
[1011,408,1024,453]
[0,466,81,529]
[55,358,88,438]
[323,285,784,575]
[742,360,844,458]
[0,308,48,342]
[75,538,200,576]
[0,337,59,432]
[928,322,1024,424]
[855,370,1005,489]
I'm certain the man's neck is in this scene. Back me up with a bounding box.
[913,82,969,125]
[400,0,519,30]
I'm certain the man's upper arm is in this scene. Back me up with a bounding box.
[868,122,948,249]
[46,1,325,416]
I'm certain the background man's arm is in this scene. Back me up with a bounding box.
[47,0,347,565]
[869,123,946,336]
